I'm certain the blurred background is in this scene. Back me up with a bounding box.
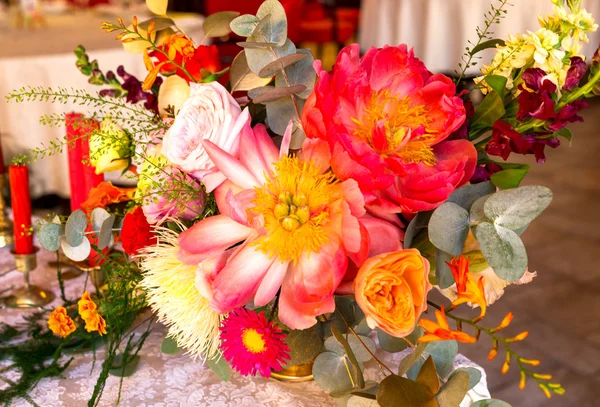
[1,1,599,406]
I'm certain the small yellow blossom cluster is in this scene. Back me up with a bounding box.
[476,1,598,92]
[47,292,108,338]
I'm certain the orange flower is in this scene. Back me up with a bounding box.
[354,249,432,338]
[418,306,477,344]
[80,181,136,213]
[78,291,107,335]
[48,306,77,338]
[447,255,487,319]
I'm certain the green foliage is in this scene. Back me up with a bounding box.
[408,340,458,380]
[428,202,470,257]
[65,209,87,246]
[397,342,428,376]
[470,92,506,130]
[484,186,553,230]
[203,11,240,37]
[435,369,470,407]
[206,357,231,382]
[435,249,455,289]
[475,223,528,281]
[324,334,376,363]
[481,75,508,98]
[160,336,182,355]
[61,234,91,262]
[377,327,423,353]
[313,351,363,393]
[469,39,506,56]
[38,223,63,252]
[282,323,323,367]
[109,354,141,377]
[447,367,482,391]
[471,400,512,407]
[490,168,530,189]
[447,182,496,211]
[376,370,438,407]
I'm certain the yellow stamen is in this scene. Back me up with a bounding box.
[250,156,338,264]
[242,328,266,354]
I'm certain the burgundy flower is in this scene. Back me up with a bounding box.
[517,68,557,121]
[549,100,588,131]
[486,121,560,163]
[563,57,587,91]
[470,162,503,184]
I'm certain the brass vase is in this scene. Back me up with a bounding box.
[271,361,314,383]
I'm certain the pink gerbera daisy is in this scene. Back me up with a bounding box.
[219,308,290,377]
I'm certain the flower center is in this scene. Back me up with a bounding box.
[250,156,338,264]
[241,328,266,354]
[352,90,437,166]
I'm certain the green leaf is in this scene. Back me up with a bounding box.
[428,202,470,257]
[229,51,273,93]
[377,327,423,353]
[484,185,553,230]
[265,94,305,136]
[206,356,231,382]
[470,400,512,407]
[249,84,307,104]
[283,323,323,367]
[65,209,87,246]
[556,127,573,142]
[397,342,428,376]
[61,236,91,262]
[483,75,508,98]
[231,14,260,37]
[376,374,438,407]
[470,39,506,55]
[325,335,376,363]
[256,0,288,46]
[146,0,168,15]
[38,223,62,252]
[97,215,115,250]
[90,207,110,231]
[448,182,495,211]
[203,11,240,37]
[490,168,530,189]
[245,38,296,77]
[471,92,505,129]
[160,336,182,354]
[416,356,441,394]
[109,355,140,377]
[258,52,307,78]
[475,223,528,281]
[462,251,490,274]
[435,369,469,407]
[331,324,365,389]
[138,16,175,31]
[447,367,482,391]
[275,48,317,98]
[419,340,458,379]
[435,249,455,289]
[313,351,362,393]
[470,194,492,223]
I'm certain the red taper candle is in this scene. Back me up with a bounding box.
[66,113,103,211]
[9,165,34,254]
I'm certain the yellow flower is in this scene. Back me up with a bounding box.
[354,249,432,338]
[89,118,131,174]
[48,306,76,338]
[85,314,108,336]
[158,75,190,116]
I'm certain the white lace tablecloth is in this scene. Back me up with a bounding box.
[0,247,491,407]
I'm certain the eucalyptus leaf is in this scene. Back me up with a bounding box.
[229,51,273,93]
[397,342,428,376]
[462,251,490,274]
[331,324,365,389]
[429,202,470,256]
[404,215,419,249]
[250,84,307,104]
[447,367,482,391]
[138,16,175,31]
[376,374,437,407]
[475,223,528,281]
[160,336,182,355]
[435,249,455,289]
[230,14,260,37]
[38,223,63,252]
[265,95,305,137]
[259,52,307,78]
[420,340,458,379]
[313,351,361,393]
[470,400,512,407]
[484,185,553,230]
[245,38,296,76]
[206,356,231,382]
[98,215,115,250]
[470,194,492,223]
[203,11,240,37]
[448,182,495,211]
[65,209,87,246]
[416,356,441,394]
[146,0,168,15]
[237,41,280,49]
[275,48,316,98]
[91,207,111,231]
[377,327,423,353]
[324,335,376,363]
[435,369,470,407]
[61,236,91,262]
[109,355,140,377]
[256,0,288,46]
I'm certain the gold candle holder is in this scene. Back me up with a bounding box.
[0,174,14,248]
[4,247,55,308]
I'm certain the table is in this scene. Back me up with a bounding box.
[359,0,600,75]
[0,246,492,406]
[0,9,204,198]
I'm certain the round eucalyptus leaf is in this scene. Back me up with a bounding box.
[231,14,260,37]
[419,340,458,379]
[428,202,470,257]
[160,336,182,355]
[38,223,63,252]
[470,400,512,407]
[65,209,87,247]
[275,48,316,98]
[475,223,528,282]
[245,38,296,76]
[448,181,495,211]
[436,369,470,407]
[61,236,91,262]
[203,11,239,38]
[324,334,376,363]
[448,367,482,391]
[206,356,231,382]
[256,0,288,46]
[90,207,110,232]
[98,215,116,250]
[470,194,492,223]
[313,351,359,393]
[484,185,552,230]
[435,249,455,289]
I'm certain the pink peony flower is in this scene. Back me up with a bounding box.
[161,82,250,191]
[219,308,290,377]
[178,123,402,330]
[302,44,477,215]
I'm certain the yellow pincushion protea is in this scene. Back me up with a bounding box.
[138,223,224,360]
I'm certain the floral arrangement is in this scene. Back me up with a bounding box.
[4,0,600,405]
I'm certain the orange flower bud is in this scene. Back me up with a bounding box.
[501,360,510,374]
[540,384,552,398]
[519,358,541,366]
[492,312,514,332]
[533,373,553,380]
[488,348,498,361]
[507,331,529,342]
[519,371,526,390]
[132,16,138,31]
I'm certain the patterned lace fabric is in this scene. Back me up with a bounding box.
[0,247,491,407]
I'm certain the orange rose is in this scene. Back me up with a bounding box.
[48,306,77,338]
[354,249,432,337]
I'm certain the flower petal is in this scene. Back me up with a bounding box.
[202,139,261,189]
[279,120,293,157]
[254,260,290,307]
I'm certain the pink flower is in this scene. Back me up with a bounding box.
[302,44,476,214]
[162,82,250,191]
[219,308,290,377]
[178,123,402,329]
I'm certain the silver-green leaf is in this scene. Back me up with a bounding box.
[275,48,316,98]
[475,222,527,281]
[203,11,240,38]
[61,236,91,262]
[313,351,362,393]
[256,0,288,46]
[324,335,376,363]
[429,202,470,257]
[65,209,87,247]
[38,223,63,252]
[98,215,116,250]
[484,185,552,230]
[230,14,260,37]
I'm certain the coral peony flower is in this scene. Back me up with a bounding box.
[80,181,136,213]
[139,224,224,359]
[179,123,401,329]
[302,44,476,214]
[48,306,77,338]
[419,306,477,344]
[161,82,250,190]
[353,248,432,338]
[219,308,290,377]
[78,292,107,335]
[121,207,158,255]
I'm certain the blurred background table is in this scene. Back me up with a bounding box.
[359,0,600,75]
[0,5,204,198]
